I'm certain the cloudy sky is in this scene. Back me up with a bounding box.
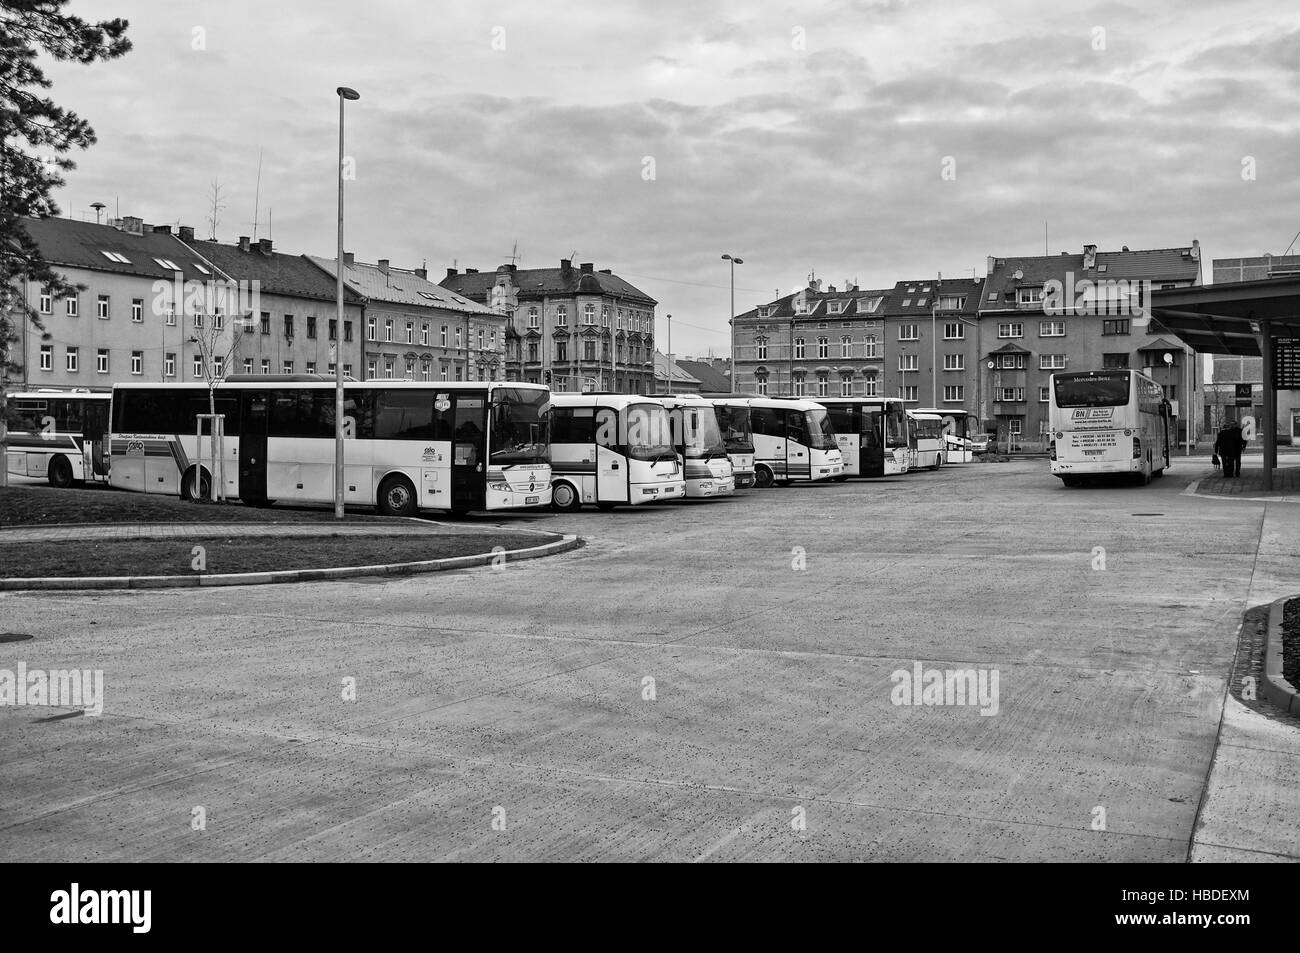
[41,0,1300,356]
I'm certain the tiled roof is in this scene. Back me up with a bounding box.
[676,359,731,391]
[735,287,896,321]
[654,351,701,384]
[20,217,219,283]
[442,265,657,306]
[308,256,494,314]
[883,278,986,316]
[187,240,363,304]
[982,246,1201,310]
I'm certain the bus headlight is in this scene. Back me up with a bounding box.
[489,481,511,492]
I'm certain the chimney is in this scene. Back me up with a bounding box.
[239,236,251,252]
[598,268,612,275]
[414,267,427,280]
[851,284,859,292]
[1190,239,1200,260]
[258,238,272,256]
[343,251,354,267]
[1083,244,1098,269]
[179,225,194,242]
[445,267,458,279]
[117,216,143,235]
[560,258,573,276]
[580,262,593,274]
[465,268,479,275]
[154,225,171,235]
[809,277,822,293]
[986,256,996,276]
[378,259,390,275]
[828,284,837,293]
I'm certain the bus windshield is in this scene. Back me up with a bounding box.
[625,403,676,462]
[677,406,727,459]
[1054,374,1130,408]
[714,404,754,454]
[490,387,550,466]
[885,406,908,448]
[805,409,838,450]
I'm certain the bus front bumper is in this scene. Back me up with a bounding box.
[685,475,736,498]
[634,481,685,503]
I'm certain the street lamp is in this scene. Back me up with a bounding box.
[334,85,359,520]
[722,254,743,391]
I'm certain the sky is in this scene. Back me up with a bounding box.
[37,0,1300,357]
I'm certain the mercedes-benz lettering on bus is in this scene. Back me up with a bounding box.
[548,393,684,510]
[709,399,755,488]
[109,379,552,515]
[4,390,110,486]
[1049,369,1172,486]
[658,395,735,498]
[818,397,909,477]
[741,397,842,487]
[907,411,945,470]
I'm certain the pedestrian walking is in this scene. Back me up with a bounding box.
[1214,420,1246,478]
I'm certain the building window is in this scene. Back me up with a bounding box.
[367,317,376,340]
[902,385,917,402]
[39,344,52,370]
[583,304,595,326]
[1102,319,1130,336]
[939,295,966,310]
[260,312,270,334]
[863,377,878,397]
[405,322,413,344]
[420,361,431,381]
[899,324,918,340]
[1017,287,1043,305]
[1039,386,1051,402]
[165,353,176,377]
[999,387,1025,402]
[367,360,377,379]
[840,375,853,397]
[243,358,253,374]
[998,323,1023,338]
[792,376,805,397]
[39,290,51,314]
[343,363,352,377]
[841,336,852,357]
[489,329,496,349]
[755,376,769,396]
[556,340,568,362]
[1039,321,1066,337]
[131,298,143,322]
[477,328,484,351]
[943,322,964,340]
[455,327,463,348]
[65,347,79,372]
[384,319,393,342]
[1040,354,1066,370]
[405,358,415,379]
[421,324,429,345]
[817,375,829,397]
[383,360,394,379]
[193,354,204,378]
[997,354,1026,369]
[212,356,224,379]
[864,335,877,358]
[213,308,224,331]
[528,307,540,329]
[756,336,768,360]
[66,295,78,317]
[943,353,964,371]
[193,311,205,329]
[943,385,964,402]
[817,337,829,359]
[92,350,107,373]
[794,337,805,359]
[582,340,595,361]
[261,359,271,375]
[307,316,317,339]
[166,307,177,327]
[1102,352,1130,369]
[899,354,918,371]
[129,350,142,375]
[306,362,316,375]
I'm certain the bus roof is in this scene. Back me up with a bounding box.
[549,392,665,410]
[907,411,943,421]
[111,380,548,393]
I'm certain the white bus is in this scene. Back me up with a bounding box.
[817,397,910,477]
[907,411,945,470]
[1049,369,1173,487]
[548,393,685,510]
[719,396,841,487]
[3,390,110,486]
[657,395,735,498]
[702,397,756,488]
[109,378,552,515]
[913,406,979,463]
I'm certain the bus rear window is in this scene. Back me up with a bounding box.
[1054,375,1130,407]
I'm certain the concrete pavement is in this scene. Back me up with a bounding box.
[1,457,1297,861]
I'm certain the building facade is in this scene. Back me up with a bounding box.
[732,280,892,397]
[310,255,503,382]
[9,216,253,390]
[442,260,656,393]
[880,276,986,408]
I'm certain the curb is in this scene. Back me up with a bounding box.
[1182,477,1300,504]
[0,534,582,591]
[1262,595,1300,716]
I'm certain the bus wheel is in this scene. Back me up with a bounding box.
[930,457,941,471]
[377,475,417,517]
[753,466,774,489]
[551,481,582,512]
[180,466,212,501]
[47,455,74,488]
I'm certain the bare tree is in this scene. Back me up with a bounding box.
[205,179,227,241]
[186,306,243,501]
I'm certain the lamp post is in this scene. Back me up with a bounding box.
[722,254,743,391]
[334,85,359,520]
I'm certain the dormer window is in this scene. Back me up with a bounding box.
[153,257,181,271]
[757,306,773,317]
[827,301,844,314]
[1017,287,1043,304]
[101,251,131,264]
[856,297,881,314]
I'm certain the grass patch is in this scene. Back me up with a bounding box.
[1,484,403,527]
[0,533,558,578]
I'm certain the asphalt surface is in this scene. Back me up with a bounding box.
[2,458,1296,861]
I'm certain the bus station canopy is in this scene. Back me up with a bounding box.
[1150,277,1300,356]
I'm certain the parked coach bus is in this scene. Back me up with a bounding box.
[1049,369,1172,487]
[3,390,110,486]
[548,393,684,510]
[706,398,756,488]
[913,406,979,463]
[711,396,841,487]
[907,411,945,470]
[109,377,552,515]
[657,395,735,498]
[818,397,909,477]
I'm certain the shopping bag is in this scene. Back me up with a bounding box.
[1212,453,1220,467]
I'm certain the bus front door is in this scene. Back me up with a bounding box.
[784,410,808,480]
[451,394,487,512]
[239,391,269,502]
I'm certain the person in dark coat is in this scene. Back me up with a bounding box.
[1214,421,1247,478]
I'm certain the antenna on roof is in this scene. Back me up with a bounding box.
[506,241,521,266]
[251,148,263,241]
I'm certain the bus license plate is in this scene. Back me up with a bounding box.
[525,496,539,504]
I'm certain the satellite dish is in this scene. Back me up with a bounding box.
[1013,269,1023,280]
